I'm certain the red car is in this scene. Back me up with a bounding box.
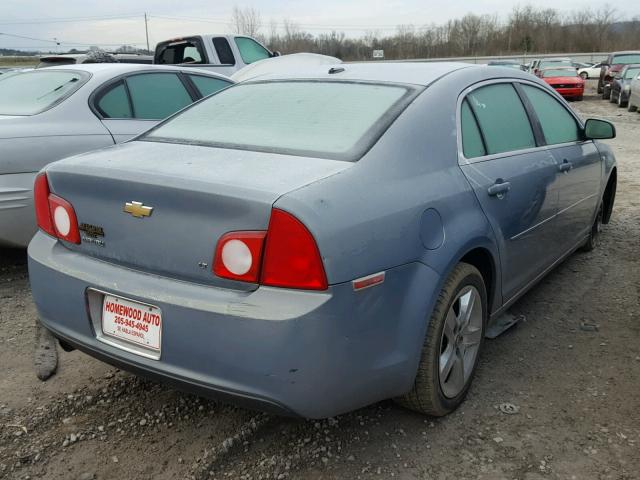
[539,68,585,101]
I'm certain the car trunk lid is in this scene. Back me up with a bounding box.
[45,141,351,290]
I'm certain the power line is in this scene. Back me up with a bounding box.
[0,13,144,26]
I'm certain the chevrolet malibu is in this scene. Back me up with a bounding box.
[28,63,618,418]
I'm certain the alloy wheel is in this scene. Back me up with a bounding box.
[439,286,483,398]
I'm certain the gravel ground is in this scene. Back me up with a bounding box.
[1,82,639,480]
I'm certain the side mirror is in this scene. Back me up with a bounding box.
[584,119,616,140]
[271,51,281,57]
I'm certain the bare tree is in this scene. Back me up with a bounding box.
[231,6,262,37]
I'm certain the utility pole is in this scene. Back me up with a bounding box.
[144,13,150,53]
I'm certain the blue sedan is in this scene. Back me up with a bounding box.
[28,63,617,418]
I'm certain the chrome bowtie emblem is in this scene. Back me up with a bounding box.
[123,201,153,218]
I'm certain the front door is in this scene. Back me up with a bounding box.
[518,84,602,252]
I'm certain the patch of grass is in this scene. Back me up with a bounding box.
[0,57,38,68]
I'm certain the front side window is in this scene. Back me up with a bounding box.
[144,81,418,160]
[0,70,88,115]
[521,85,580,145]
[126,73,192,120]
[234,37,271,64]
[465,84,536,155]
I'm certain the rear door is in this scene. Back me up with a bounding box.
[519,84,601,251]
[94,72,196,142]
[458,82,560,301]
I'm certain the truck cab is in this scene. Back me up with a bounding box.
[154,35,277,76]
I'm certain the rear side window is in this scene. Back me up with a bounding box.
[97,82,132,118]
[234,37,271,64]
[0,70,88,115]
[466,84,536,155]
[188,75,231,97]
[213,37,235,65]
[126,73,192,120]
[521,85,580,145]
[460,100,486,158]
[145,81,419,161]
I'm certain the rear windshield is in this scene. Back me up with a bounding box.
[0,70,89,115]
[543,69,578,78]
[144,81,419,161]
[624,67,640,79]
[540,60,572,67]
[612,54,640,65]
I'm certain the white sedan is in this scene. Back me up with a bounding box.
[577,63,603,80]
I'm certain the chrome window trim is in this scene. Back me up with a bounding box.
[456,78,587,166]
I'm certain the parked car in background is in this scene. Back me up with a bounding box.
[598,51,640,98]
[154,34,278,76]
[577,63,604,79]
[572,61,591,69]
[231,53,341,82]
[626,72,640,112]
[487,60,525,70]
[37,53,153,68]
[28,63,616,419]
[610,64,640,107]
[0,64,232,247]
[539,67,585,100]
[609,63,640,107]
[532,57,572,76]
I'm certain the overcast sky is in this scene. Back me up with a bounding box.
[1,0,638,51]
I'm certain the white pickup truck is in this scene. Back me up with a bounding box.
[154,34,278,76]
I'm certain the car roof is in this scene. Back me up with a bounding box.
[243,62,477,87]
[29,63,231,81]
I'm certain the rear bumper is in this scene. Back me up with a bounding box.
[0,172,37,248]
[28,233,440,418]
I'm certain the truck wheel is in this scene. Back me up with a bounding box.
[395,263,486,416]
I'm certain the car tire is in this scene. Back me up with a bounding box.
[603,87,611,100]
[577,95,584,101]
[609,91,617,103]
[618,94,627,108]
[395,262,486,416]
[580,72,588,80]
[629,102,638,112]
[581,204,603,252]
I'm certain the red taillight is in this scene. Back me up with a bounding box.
[213,231,266,283]
[213,209,328,290]
[261,209,328,290]
[33,172,80,244]
[34,173,55,237]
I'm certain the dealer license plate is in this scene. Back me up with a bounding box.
[101,294,162,352]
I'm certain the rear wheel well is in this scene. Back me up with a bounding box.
[602,168,617,224]
[460,248,496,314]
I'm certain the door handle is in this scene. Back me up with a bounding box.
[487,179,511,197]
[558,160,573,173]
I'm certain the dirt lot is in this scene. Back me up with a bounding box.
[1,81,639,480]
